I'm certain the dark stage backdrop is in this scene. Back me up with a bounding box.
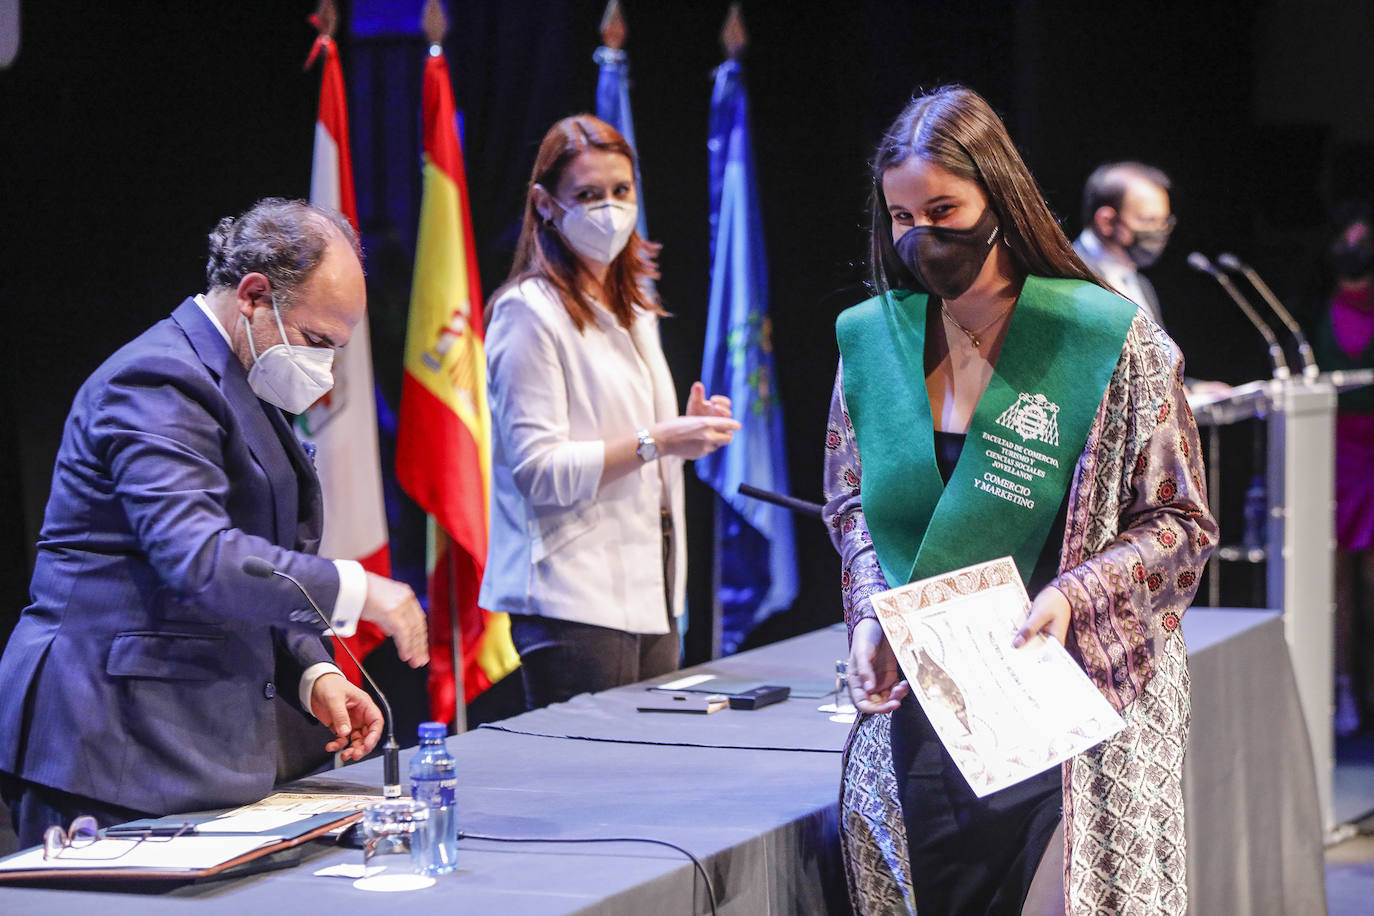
[3,1,1370,676]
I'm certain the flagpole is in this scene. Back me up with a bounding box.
[423,0,467,736]
[697,4,800,656]
[711,498,724,660]
[705,3,747,664]
[446,527,467,734]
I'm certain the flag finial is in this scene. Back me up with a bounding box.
[304,0,339,70]
[422,0,449,47]
[309,0,338,39]
[600,0,627,50]
[721,3,747,59]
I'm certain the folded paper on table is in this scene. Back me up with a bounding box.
[651,673,837,699]
[0,836,276,872]
[636,692,730,714]
[871,555,1124,797]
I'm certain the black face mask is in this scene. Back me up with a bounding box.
[1332,245,1374,280]
[895,206,1001,301]
[1122,227,1170,268]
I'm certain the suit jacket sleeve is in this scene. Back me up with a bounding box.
[90,351,343,629]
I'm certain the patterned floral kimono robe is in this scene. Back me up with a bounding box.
[823,311,1218,915]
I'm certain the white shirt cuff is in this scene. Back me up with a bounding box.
[298,662,344,713]
[328,559,367,637]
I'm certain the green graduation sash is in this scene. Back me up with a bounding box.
[836,276,1135,588]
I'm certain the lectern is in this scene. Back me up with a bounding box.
[1190,368,1372,833]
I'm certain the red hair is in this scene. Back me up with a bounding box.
[492,114,662,332]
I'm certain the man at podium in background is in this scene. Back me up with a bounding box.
[1074,161,1232,401]
[1073,161,1175,327]
[0,199,429,849]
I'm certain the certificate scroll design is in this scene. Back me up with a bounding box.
[869,555,1125,797]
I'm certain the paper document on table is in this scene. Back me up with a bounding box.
[0,835,275,871]
[871,556,1124,798]
[200,792,381,833]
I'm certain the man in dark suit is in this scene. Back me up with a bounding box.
[1074,162,1231,400]
[0,199,429,848]
[1072,161,1176,328]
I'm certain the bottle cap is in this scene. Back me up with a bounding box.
[418,721,447,741]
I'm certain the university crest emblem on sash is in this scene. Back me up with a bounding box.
[995,392,1060,446]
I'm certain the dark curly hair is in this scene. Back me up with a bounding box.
[205,198,359,308]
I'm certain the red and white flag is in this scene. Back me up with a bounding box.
[301,32,390,684]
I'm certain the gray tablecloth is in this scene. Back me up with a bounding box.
[1182,608,1328,915]
[0,611,1327,914]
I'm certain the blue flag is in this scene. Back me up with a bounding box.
[593,45,649,239]
[696,57,798,655]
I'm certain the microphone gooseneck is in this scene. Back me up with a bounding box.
[736,483,824,519]
[1216,252,1319,379]
[1187,252,1291,380]
[242,556,402,798]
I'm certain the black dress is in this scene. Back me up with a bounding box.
[890,428,1069,915]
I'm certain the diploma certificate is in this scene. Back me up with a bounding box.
[871,556,1125,797]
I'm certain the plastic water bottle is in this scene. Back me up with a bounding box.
[409,721,458,875]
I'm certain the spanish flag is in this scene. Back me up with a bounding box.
[396,46,518,719]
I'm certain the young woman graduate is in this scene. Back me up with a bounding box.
[823,85,1217,914]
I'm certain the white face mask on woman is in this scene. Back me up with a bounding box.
[245,295,334,414]
[556,198,638,264]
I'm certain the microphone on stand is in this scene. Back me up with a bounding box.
[1216,252,1319,380]
[1187,252,1291,380]
[737,482,824,519]
[242,556,402,799]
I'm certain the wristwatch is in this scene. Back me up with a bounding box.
[635,428,659,462]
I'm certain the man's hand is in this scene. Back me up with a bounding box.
[1014,585,1072,649]
[310,672,384,763]
[847,617,909,714]
[360,573,429,667]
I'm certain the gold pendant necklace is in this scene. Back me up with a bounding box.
[941,299,1015,350]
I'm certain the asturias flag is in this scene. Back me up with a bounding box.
[300,33,389,685]
[396,47,518,719]
[695,56,799,655]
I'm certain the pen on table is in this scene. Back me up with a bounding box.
[104,822,197,838]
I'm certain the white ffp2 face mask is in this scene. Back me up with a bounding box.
[556,198,638,264]
[245,297,335,414]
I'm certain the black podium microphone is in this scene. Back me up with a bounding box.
[1187,252,1291,380]
[242,556,402,798]
[1216,252,1319,379]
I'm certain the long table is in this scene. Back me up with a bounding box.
[0,609,1326,914]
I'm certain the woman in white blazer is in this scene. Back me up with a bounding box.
[480,115,739,710]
